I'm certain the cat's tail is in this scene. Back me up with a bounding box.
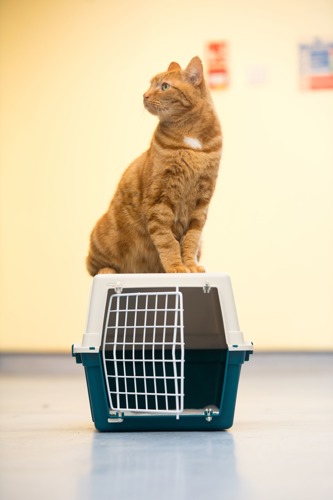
[86,253,118,276]
[86,235,109,275]
[86,253,99,276]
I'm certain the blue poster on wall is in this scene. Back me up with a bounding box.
[299,38,333,90]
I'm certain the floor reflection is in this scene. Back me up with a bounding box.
[78,430,247,500]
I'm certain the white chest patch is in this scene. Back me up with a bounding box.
[183,136,203,150]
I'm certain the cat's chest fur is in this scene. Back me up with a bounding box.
[183,136,203,150]
[143,144,218,239]
[146,147,210,199]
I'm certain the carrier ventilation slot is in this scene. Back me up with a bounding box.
[102,289,185,419]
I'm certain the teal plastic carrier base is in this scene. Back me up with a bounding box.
[72,273,253,431]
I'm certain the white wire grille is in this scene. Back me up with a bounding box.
[102,289,185,418]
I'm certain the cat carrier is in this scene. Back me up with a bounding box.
[72,273,253,431]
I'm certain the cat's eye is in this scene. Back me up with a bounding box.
[161,82,170,91]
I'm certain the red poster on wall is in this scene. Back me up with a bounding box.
[205,41,229,90]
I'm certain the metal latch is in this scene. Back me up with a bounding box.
[204,408,213,422]
[203,282,211,294]
[108,282,123,294]
[108,411,124,423]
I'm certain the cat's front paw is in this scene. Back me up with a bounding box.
[167,264,190,273]
[188,264,206,273]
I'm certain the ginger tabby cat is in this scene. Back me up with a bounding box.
[86,56,222,275]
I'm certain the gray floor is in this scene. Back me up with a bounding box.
[1,353,332,500]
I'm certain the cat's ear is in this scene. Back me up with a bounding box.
[168,61,181,71]
[184,56,203,86]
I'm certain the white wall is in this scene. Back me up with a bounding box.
[1,0,332,351]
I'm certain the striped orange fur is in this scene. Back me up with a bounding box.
[86,56,222,275]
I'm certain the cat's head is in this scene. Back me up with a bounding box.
[143,57,207,123]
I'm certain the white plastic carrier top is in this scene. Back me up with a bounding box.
[73,273,252,354]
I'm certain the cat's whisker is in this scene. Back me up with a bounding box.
[158,102,174,122]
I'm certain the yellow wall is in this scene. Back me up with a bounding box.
[1,0,332,352]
